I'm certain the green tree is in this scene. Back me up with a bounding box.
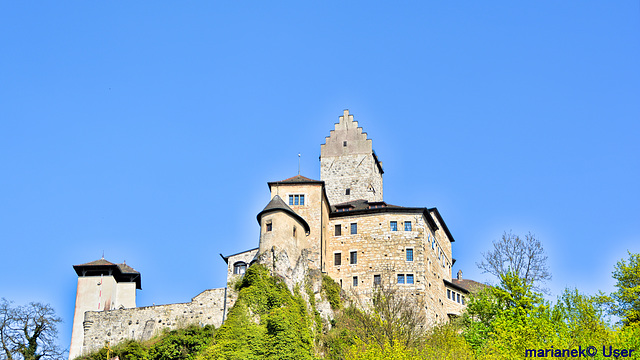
[0,299,64,360]
[610,251,640,326]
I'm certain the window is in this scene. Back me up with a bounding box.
[293,226,296,237]
[373,274,381,286]
[334,253,341,266]
[406,274,414,284]
[345,188,350,195]
[335,224,341,236]
[462,296,465,305]
[353,276,358,287]
[343,141,347,147]
[406,248,413,262]
[457,293,460,303]
[233,262,247,275]
[289,194,305,205]
[447,289,451,299]
[266,222,272,232]
[397,274,405,284]
[405,221,412,231]
[350,251,357,264]
[390,221,397,231]
[350,223,357,234]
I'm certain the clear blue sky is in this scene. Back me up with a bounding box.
[1,1,639,352]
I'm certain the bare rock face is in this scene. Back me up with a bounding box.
[255,246,335,323]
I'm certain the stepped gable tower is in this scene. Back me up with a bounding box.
[320,109,384,205]
[69,258,141,360]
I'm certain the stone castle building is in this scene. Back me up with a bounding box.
[69,109,480,359]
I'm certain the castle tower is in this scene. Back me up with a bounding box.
[320,110,384,205]
[255,194,313,273]
[69,259,141,360]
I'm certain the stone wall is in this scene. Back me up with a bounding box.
[325,210,456,325]
[80,288,228,357]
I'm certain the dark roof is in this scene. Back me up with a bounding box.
[267,175,324,189]
[443,279,470,294]
[73,258,142,289]
[451,278,488,293]
[219,247,259,264]
[329,199,439,232]
[256,195,311,234]
[428,207,456,242]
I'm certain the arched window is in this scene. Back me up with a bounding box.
[233,261,247,275]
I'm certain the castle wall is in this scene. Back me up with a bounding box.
[80,288,227,357]
[320,154,383,205]
[326,211,455,324]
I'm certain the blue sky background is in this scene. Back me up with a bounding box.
[1,1,639,352]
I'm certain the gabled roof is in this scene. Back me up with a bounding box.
[267,175,324,189]
[219,247,259,264]
[428,207,456,242]
[73,258,142,289]
[451,278,488,293]
[256,195,311,234]
[329,199,439,233]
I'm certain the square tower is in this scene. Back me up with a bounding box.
[320,110,383,205]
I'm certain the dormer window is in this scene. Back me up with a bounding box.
[336,205,354,212]
[289,194,305,206]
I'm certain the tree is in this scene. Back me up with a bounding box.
[477,231,551,291]
[0,299,64,360]
[610,251,640,326]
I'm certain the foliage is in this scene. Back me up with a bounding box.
[477,231,551,291]
[0,299,64,360]
[321,275,342,311]
[78,325,215,360]
[610,251,640,325]
[197,264,316,360]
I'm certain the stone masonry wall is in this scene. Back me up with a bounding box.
[80,288,227,357]
[326,211,457,325]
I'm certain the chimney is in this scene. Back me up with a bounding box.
[457,270,463,280]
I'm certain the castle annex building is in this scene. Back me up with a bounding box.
[70,110,479,359]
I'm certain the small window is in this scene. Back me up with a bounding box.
[350,251,357,265]
[432,238,435,250]
[266,223,272,232]
[457,293,460,303]
[447,289,451,299]
[406,248,413,262]
[405,221,412,231]
[343,141,347,147]
[390,221,397,231]
[373,274,381,286]
[353,276,358,287]
[293,226,296,237]
[335,224,341,236]
[233,262,247,275]
[289,194,305,206]
[462,296,465,305]
[350,223,357,234]
[407,274,414,284]
[334,253,341,266]
[345,188,350,195]
[397,274,405,284]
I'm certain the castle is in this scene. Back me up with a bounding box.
[69,110,479,359]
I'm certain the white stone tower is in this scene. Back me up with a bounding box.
[320,110,384,205]
[69,258,141,360]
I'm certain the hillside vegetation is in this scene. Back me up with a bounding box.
[79,253,640,360]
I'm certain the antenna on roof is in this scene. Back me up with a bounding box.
[298,153,301,175]
[101,251,104,260]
